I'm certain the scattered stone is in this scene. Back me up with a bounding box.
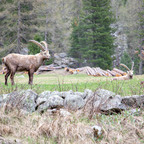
[92,125,103,138]
[59,109,72,117]
[47,109,58,115]
[130,108,141,116]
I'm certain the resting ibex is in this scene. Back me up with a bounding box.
[2,40,50,85]
[113,62,134,80]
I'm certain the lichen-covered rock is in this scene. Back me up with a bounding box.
[74,92,84,99]
[37,95,64,112]
[2,89,38,113]
[86,89,127,114]
[64,94,85,110]
[59,90,74,98]
[122,95,144,107]
[95,89,115,98]
[36,91,51,104]
[83,89,94,101]
[95,89,127,114]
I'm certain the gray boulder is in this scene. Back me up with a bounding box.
[64,94,85,110]
[122,95,144,108]
[92,89,126,114]
[0,94,9,107]
[37,95,64,112]
[59,90,74,98]
[84,89,94,100]
[3,89,38,113]
[59,109,72,117]
[95,89,115,98]
[51,91,60,96]
[74,92,84,99]
[36,91,51,104]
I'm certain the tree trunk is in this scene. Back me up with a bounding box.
[139,60,143,75]
[17,1,21,53]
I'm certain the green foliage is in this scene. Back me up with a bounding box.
[44,57,54,65]
[6,0,13,3]
[133,51,140,74]
[69,0,115,69]
[28,34,43,55]
[122,0,127,6]
[120,51,132,71]
[120,51,140,74]
[0,0,39,52]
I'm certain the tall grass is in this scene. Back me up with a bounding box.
[0,107,144,144]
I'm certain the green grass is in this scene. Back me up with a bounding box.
[0,72,144,96]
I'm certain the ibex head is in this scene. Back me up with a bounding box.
[29,40,51,60]
[120,62,134,79]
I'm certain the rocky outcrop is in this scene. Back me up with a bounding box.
[54,53,78,68]
[111,23,128,67]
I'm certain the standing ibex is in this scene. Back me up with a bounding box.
[2,40,50,85]
[112,62,134,80]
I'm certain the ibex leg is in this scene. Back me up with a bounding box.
[10,69,16,85]
[28,70,34,85]
[5,71,10,85]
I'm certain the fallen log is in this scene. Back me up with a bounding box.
[113,68,126,75]
[107,70,116,76]
[95,67,106,76]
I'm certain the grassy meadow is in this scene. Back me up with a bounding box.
[0,70,144,96]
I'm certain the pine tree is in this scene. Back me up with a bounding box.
[0,0,37,53]
[70,0,115,69]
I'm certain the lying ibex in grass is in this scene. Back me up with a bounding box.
[112,62,134,80]
[2,40,50,85]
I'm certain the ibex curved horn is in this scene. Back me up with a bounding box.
[131,61,134,70]
[120,64,130,71]
[41,41,48,50]
[29,40,45,51]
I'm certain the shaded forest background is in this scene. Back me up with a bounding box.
[0,0,144,74]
